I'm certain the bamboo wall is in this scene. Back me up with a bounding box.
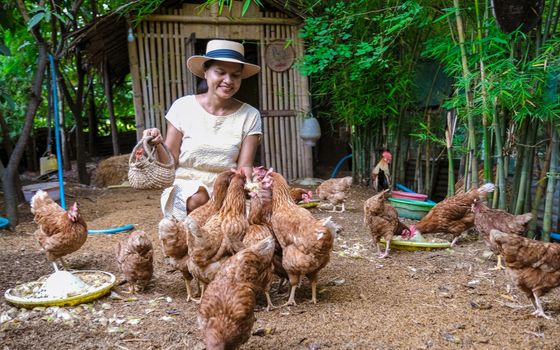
[127,2,312,179]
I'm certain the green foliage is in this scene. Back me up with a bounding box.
[299,0,425,127]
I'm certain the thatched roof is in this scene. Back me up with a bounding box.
[69,11,129,84]
[69,0,307,84]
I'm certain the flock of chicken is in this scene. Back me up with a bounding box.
[29,169,560,349]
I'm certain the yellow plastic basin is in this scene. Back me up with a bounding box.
[4,270,116,308]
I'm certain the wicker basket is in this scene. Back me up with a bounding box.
[128,137,175,189]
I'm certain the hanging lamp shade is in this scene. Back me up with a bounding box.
[491,0,544,33]
[300,115,321,146]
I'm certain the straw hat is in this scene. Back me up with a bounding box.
[187,40,260,79]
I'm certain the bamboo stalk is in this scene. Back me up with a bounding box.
[491,97,506,209]
[137,24,149,130]
[514,123,536,214]
[155,21,164,130]
[511,120,528,210]
[542,126,558,242]
[528,131,552,235]
[453,0,479,190]
[162,20,171,123]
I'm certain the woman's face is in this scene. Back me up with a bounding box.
[204,61,244,100]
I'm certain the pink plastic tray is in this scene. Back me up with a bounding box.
[390,190,428,201]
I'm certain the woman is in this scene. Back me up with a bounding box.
[143,39,262,219]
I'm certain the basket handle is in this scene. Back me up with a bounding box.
[129,136,175,169]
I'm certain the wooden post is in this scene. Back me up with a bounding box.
[127,24,145,141]
[103,58,120,155]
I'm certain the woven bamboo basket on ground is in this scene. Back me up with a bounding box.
[128,137,175,189]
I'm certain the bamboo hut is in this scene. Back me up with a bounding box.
[72,0,314,179]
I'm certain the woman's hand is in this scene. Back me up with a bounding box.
[259,187,272,203]
[142,128,163,145]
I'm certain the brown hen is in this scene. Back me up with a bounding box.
[115,230,154,293]
[198,236,275,350]
[186,173,248,298]
[268,171,337,305]
[31,190,88,272]
[364,189,409,258]
[490,229,560,319]
[412,183,495,246]
[158,217,196,300]
[189,169,235,225]
[472,199,532,269]
[315,176,353,212]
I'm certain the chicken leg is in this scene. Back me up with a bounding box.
[378,240,390,259]
[489,255,505,270]
[59,257,70,271]
[310,274,319,304]
[265,292,275,311]
[531,292,551,319]
[185,279,195,302]
[283,285,297,306]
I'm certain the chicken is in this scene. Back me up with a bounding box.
[267,170,337,305]
[411,183,495,246]
[157,170,235,301]
[115,230,154,293]
[289,187,313,204]
[198,236,275,350]
[315,176,353,212]
[189,169,235,227]
[370,151,392,192]
[490,229,560,319]
[364,189,410,258]
[30,190,88,272]
[158,217,196,301]
[472,199,532,269]
[186,172,249,299]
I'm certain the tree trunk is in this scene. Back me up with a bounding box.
[56,55,89,184]
[0,111,14,155]
[104,59,120,155]
[88,77,97,156]
[2,43,48,227]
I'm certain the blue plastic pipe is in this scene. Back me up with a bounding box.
[49,54,132,235]
[49,54,66,210]
[0,217,9,229]
[88,224,135,235]
[331,154,352,178]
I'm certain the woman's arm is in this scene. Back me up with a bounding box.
[237,134,260,179]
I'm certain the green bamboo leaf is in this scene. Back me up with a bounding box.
[27,12,45,30]
[241,0,251,16]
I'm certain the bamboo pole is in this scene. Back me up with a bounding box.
[155,21,164,131]
[514,124,536,214]
[162,20,171,125]
[127,25,145,141]
[453,0,479,189]
[529,135,554,236]
[491,97,506,209]
[542,126,558,242]
[144,14,301,25]
[169,18,177,104]
[144,21,155,128]
[137,24,149,131]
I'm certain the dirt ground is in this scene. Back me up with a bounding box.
[2,175,560,350]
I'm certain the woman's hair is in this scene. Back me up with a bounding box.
[203,59,216,71]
